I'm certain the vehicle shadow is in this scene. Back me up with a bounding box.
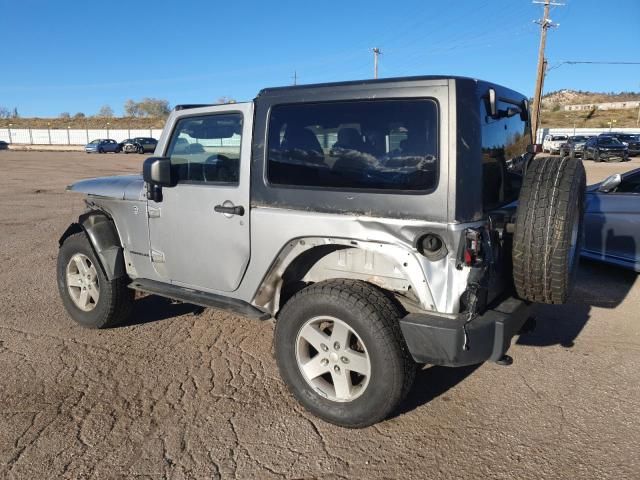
[518,258,637,348]
[120,294,203,327]
[395,258,637,418]
[392,364,480,418]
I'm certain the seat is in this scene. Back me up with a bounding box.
[281,126,324,157]
[333,127,365,151]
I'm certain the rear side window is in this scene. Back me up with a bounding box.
[267,99,438,191]
[480,98,530,211]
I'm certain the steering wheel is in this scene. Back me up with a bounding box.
[203,154,232,182]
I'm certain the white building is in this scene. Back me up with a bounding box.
[564,101,640,111]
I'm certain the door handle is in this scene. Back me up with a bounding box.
[214,204,245,216]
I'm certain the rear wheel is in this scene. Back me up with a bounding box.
[98,147,104,154]
[57,233,134,328]
[275,279,415,428]
[512,156,586,304]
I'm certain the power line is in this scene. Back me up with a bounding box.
[547,60,640,72]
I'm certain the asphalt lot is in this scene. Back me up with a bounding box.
[0,151,639,479]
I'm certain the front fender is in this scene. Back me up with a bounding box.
[59,211,125,280]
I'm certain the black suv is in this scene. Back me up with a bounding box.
[600,133,640,156]
[583,135,629,162]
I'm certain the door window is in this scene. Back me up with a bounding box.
[166,113,243,184]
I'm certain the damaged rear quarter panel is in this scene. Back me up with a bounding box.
[243,207,473,315]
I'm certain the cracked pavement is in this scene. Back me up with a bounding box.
[0,151,639,479]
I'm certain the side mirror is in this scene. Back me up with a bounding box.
[143,157,175,202]
[488,88,498,117]
[143,157,175,187]
[527,144,542,154]
[598,173,622,193]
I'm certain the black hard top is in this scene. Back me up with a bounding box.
[258,75,502,97]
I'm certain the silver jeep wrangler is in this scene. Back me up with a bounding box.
[58,76,586,427]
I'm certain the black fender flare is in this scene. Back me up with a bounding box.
[58,211,126,281]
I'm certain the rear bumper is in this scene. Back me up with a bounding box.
[399,297,530,367]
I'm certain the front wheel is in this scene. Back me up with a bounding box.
[57,232,134,328]
[275,279,415,428]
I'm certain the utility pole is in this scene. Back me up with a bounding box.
[292,70,297,86]
[372,48,381,79]
[531,0,562,139]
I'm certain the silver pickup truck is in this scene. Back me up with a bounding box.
[57,76,586,427]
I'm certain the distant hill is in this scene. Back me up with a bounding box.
[3,117,166,129]
[539,89,640,128]
[541,89,640,110]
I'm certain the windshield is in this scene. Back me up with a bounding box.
[89,139,100,144]
[599,137,622,145]
[551,135,568,141]
[617,134,637,142]
[570,136,588,142]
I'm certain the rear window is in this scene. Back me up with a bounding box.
[551,135,568,141]
[480,98,530,211]
[267,99,439,191]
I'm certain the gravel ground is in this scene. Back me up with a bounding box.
[0,151,639,479]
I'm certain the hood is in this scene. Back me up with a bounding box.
[67,174,145,201]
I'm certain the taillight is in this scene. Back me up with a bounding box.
[462,229,483,267]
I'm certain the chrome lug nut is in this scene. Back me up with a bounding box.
[333,365,340,373]
[320,358,329,366]
[320,344,329,352]
[341,356,349,364]
[333,342,340,350]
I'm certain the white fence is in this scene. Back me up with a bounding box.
[0,128,164,145]
[1,126,638,147]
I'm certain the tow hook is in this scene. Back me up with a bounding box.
[496,355,514,366]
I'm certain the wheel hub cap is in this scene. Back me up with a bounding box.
[66,253,100,312]
[295,316,371,402]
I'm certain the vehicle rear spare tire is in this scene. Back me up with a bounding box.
[512,156,586,304]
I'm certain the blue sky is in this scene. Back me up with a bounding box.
[1,0,639,117]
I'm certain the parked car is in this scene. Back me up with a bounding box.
[542,134,568,154]
[583,168,640,272]
[583,136,629,162]
[122,137,158,154]
[599,133,640,156]
[558,135,590,158]
[58,76,585,428]
[118,138,133,151]
[85,139,121,154]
